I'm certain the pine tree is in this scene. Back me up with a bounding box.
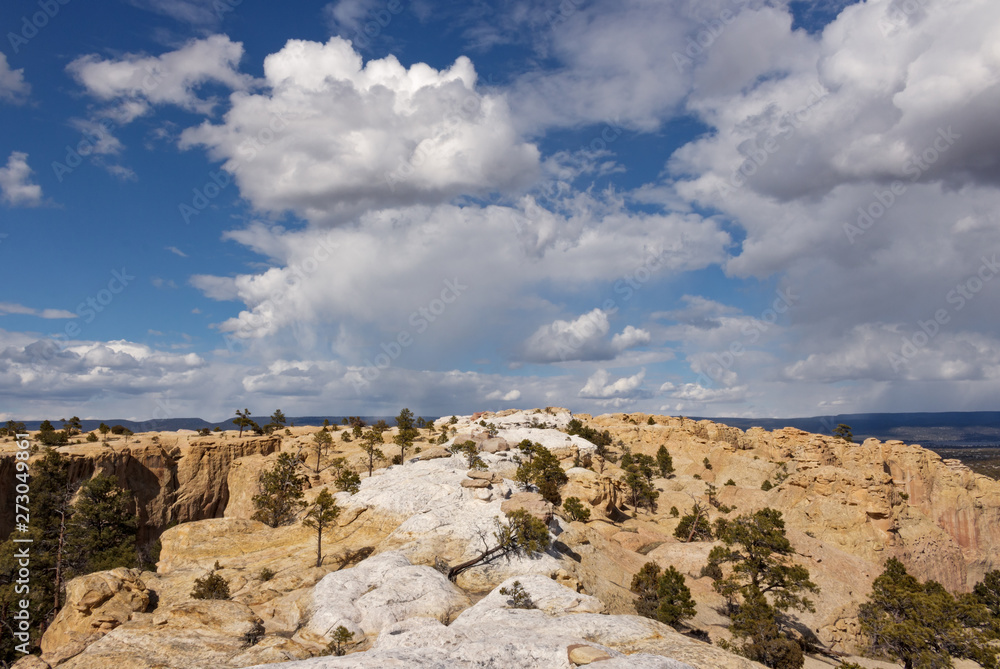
[858,558,999,669]
[832,424,853,443]
[302,488,341,568]
[312,429,333,473]
[251,453,307,527]
[674,503,712,542]
[66,475,139,574]
[705,508,818,669]
[630,562,697,628]
[656,445,674,478]
[393,408,418,463]
[973,569,1000,619]
[447,509,550,581]
[233,408,253,437]
[360,423,387,476]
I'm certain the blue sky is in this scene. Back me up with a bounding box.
[2,0,999,422]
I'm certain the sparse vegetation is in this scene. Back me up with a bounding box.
[499,580,535,609]
[562,496,591,522]
[191,561,230,600]
[327,625,355,656]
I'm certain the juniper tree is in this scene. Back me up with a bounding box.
[674,503,712,542]
[360,424,386,476]
[631,562,697,628]
[252,453,307,527]
[303,488,341,568]
[514,444,567,505]
[858,558,999,669]
[393,408,418,463]
[704,508,818,669]
[312,429,333,472]
[656,445,674,478]
[562,497,591,522]
[447,509,550,581]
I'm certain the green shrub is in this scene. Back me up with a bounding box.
[258,567,276,582]
[563,497,591,522]
[725,479,736,486]
[499,580,535,609]
[761,480,774,491]
[191,562,230,599]
[669,506,679,517]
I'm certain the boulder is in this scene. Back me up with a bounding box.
[40,568,150,665]
[58,600,265,669]
[502,492,554,524]
[295,551,470,650]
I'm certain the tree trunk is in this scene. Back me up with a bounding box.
[447,544,505,581]
[316,525,323,568]
[686,506,704,543]
[54,506,66,612]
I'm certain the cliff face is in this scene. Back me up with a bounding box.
[0,434,280,543]
[585,415,1000,594]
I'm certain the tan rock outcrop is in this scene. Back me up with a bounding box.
[40,568,150,665]
[0,433,280,542]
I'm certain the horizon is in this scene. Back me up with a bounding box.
[2,0,999,420]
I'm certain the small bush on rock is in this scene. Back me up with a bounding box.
[192,561,230,600]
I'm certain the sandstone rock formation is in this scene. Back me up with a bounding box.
[20,409,1000,668]
[0,433,280,542]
